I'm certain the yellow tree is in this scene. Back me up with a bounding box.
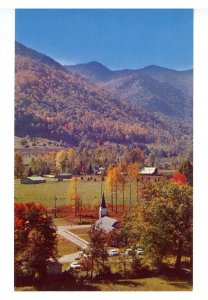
[55,149,68,173]
[15,152,24,178]
[135,164,141,203]
[127,162,139,206]
[106,166,122,214]
[111,166,122,214]
[68,178,81,217]
[106,164,115,211]
[118,160,127,210]
[45,151,57,174]
[73,155,82,175]
[67,148,75,173]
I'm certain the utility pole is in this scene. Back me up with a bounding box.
[54,195,57,218]
[100,169,104,197]
[101,175,103,197]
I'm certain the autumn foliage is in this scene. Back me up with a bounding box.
[15,43,177,147]
[15,202,57,278]
[172,172,186,185]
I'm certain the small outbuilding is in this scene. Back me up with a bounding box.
[21,176,46,184]
[54,173,72,180]
[97,167,105,175]
[46,258,62,275]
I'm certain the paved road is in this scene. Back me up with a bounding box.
[56,224,91,263]
[56,224,91,231]
[58,252,81,263]
[57,225,90,249]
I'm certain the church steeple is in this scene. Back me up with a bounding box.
[101,193,106,208]
[99,193,108,218]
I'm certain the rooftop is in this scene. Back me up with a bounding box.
[95,216,119,232]
[139,167,157,175]
[27,176,46,181]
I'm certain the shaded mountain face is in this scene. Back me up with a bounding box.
[101,73,192,119]
[66,62,193,120]
[16,42,180,147]
[138,65,193,97]
[67,61,114,82]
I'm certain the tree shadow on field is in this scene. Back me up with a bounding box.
[158,264,193,289]
[113,280,145,288]
[159,264,192,280]
[37,274,100,291]
[15,273,100,291]
[167,281,192,290]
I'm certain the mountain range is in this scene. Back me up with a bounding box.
[15,42,192,153]
[66,62,192,119]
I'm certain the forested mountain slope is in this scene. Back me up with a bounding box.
[15,42,192,151]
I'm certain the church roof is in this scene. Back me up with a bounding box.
[95,216,119,232]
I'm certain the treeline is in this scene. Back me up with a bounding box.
[68,159,193,218]
[15,141,193,182]
[14,144,146,178]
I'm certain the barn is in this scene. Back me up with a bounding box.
[139,167,158,176]
[21,176,46,184]
[54,173,72,180]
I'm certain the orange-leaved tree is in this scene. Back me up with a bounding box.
[172,172,186,185]
[14,202,57,279]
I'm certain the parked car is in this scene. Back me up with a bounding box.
[70,261,81,269]
[125,247,144,256]
[136,248,144,255]
[125,248,134,256]
[108,249,119,256]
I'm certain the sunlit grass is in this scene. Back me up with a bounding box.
[53,217,74,226]
[15,177,143,208]
[91,277,192,291]
[57,235,80,257]
[68,228,90,235]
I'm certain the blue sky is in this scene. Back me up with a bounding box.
[15,9,193,70]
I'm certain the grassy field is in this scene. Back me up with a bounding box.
[57,235,80,257]
[14,177,143,208]
[15,276,192,291]
[53,217,74,226]
[91,277,192,291]
[69,228,90,235]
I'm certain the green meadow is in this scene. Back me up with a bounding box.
[14,177,142,209]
